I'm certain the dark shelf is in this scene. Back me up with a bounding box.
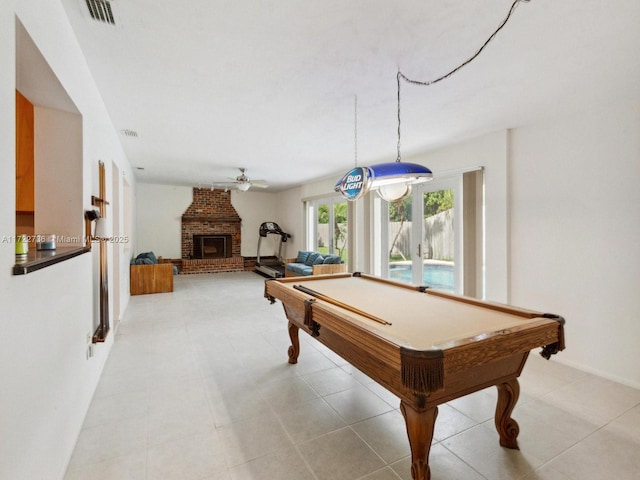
[13,246,91,275]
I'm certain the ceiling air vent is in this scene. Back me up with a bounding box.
[85,0,116,25]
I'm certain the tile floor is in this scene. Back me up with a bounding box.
[64,272,640,480]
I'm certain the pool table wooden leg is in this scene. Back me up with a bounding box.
[495,378,520,449]
[287,321,300,364]
[400,401,438,480]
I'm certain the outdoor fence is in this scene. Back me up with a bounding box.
[389,209,453,261]
[315,208,453,261]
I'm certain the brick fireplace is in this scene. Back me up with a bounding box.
[181,188,244,274]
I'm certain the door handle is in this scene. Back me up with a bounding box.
[417,244,422,257]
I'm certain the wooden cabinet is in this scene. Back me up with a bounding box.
[15,90,35,213]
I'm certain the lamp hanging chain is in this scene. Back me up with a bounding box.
[354,95,358,167]
[396,72,402,162]
[396,0,527,163]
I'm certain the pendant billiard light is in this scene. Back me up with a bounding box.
[367,70,434,202]
[336,0,529,203]
[335,75,432,203]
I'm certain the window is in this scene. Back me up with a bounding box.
[306,196,349,263]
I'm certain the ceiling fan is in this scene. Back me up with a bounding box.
[211,167,268,192]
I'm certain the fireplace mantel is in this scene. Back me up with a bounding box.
[182,215,241,223]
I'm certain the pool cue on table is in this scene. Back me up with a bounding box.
[293,284,392,326]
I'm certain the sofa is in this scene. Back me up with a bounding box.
[284,250,347,277]
[130,252,174,295]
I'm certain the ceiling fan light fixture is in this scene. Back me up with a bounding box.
[208,168,266,192]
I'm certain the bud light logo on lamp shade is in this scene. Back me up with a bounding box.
[335,167,372,201]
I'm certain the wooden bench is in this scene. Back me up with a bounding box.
[130,263,173,295]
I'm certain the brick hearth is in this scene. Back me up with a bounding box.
[181,188,243,274]
[181,256,244,275]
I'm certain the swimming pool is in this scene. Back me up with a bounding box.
[389,263,454,291]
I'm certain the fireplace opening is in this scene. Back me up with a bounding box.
[193,234,232,259]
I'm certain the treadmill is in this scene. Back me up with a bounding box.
[255,222,291,278]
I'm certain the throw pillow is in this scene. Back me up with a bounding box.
[305,252,319,266]
[296,250,312,263]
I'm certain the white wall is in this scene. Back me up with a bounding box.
[135,183,192,258]
[0,1,135,478]
[34,106,83,242]
[230,189,280,257]
[135,184,281,258]
[275,186,304,259]
[509,98,640,387]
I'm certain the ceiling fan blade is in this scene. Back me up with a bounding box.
[208,168,268,191]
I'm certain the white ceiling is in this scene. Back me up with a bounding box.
[58,0,640,191]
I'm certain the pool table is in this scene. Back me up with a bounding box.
[264,272,565,480]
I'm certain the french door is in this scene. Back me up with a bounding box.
[385,177,462,293]
[307,196,348,262]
